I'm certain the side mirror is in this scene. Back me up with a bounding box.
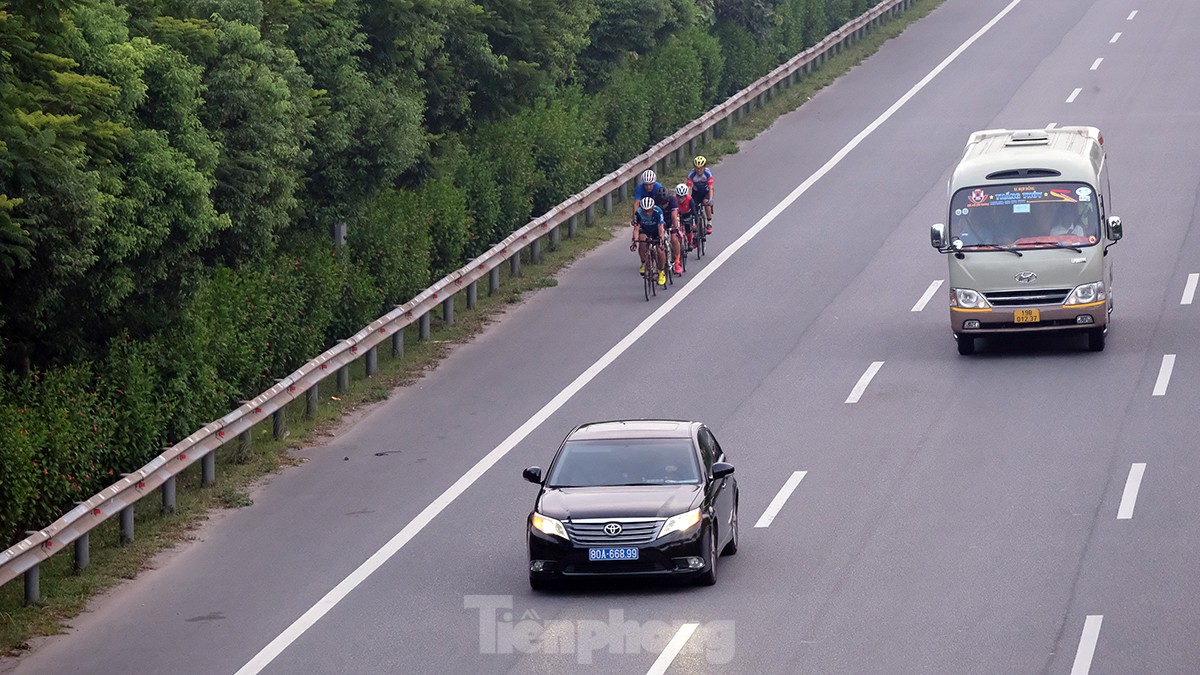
[711,462,735,480]
[931,223,946,249]
[1107,216,1123,241]
[522,466,543,484]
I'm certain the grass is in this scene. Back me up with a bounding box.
[0,0,945,658]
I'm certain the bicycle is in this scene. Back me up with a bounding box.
[640,239,661,300]
[692,204,708,260]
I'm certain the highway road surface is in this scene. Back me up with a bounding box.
[7,0,1200,672]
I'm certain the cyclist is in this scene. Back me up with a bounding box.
[633,169,662,217]
[686,156,715,234]
[653,184,683,275]
[631,197,668,286]
[675,183,695,250]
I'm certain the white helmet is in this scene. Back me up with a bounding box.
[641,169,657,184]
[675,183,689,197]
[639,197,655,210]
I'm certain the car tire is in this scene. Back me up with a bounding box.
[956,334,976,355]
[695,526,718,586]
[722,495,739,556]
[1087,328,1106,352]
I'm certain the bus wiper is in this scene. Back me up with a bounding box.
[963,243,1023,257]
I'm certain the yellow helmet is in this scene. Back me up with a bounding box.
[693,156,707,168]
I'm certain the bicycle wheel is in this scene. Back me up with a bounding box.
[643,264,651,300]
[665,240,674,286]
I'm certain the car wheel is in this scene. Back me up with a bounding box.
[722,495,739,556]
[956,334,976,355]
[695,526,718,586]
[1087,327,1106,352]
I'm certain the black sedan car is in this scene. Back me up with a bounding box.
[522,419,739,589]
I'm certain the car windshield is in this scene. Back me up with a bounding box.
[546,439,702,487]
[948,181,1101,250]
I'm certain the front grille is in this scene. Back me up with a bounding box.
[566,519,663,546]
[983,288,1071,306]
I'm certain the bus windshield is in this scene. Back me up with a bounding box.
[948,182,1100,250]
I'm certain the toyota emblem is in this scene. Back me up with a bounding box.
[1015,271,1037,283]
[603,522,623,536]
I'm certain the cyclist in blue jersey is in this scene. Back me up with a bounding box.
[686,156,715,234]
[633,169,662,218]
[653,185,683,275]
[630,196,668,286]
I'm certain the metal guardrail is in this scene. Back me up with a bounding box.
[1,0,916,601]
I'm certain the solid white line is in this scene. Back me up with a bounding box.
[646,623,699,675]
[1070,615,1104,674]
[754,471,808,528]
[1181,273,1198,304]
[1090,57,1103,70]
[845,361,885,404]
[1152,354,1176,396]
[1110,32,1122,43]
[1117,463,1146,520]
[1046,122,1058,129]
[1066,88,1082,103]
[911,279,944,312]
[1127,10,1137,20]
[234,3,1028,671]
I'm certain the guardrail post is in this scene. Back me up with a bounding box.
[306,384,318,417]
[337,365,349,391]
[392,329,405,358]
[273,407,287,440]
[674,148,683,167]
[550,225,560,250]
[201,450,215,487]
[585,204,596,226]
[530,237,542,264]
[162,476,176,514]
[466,281,478,309]
[656,158,666,175]
[24,563,38,605]
[442,296,454,324]
[489,267,500,295]
[510,251,521,277]
[74,531,89,572]
[119,505,134,546]
[419,311,431,339]
[365,345,378,377]
[618,183,627,202]
[602,193,612,214]
[567,215,578,238]
[687,138,696,156]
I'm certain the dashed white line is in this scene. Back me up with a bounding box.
[755,471,808,528]
[1110,32,1122,43]
[1152,355,1176,396]
[1127,10,1138,20]
[1181,273,1198,305]
[1046,122,1058,129]
[1117,463,1146,520]
[646,623,699,675]
[1090,57,1104,70]
[1066,88,1082,103]
[1070,615,1104,675]
[845,361,885,404]
[911,279,944,312]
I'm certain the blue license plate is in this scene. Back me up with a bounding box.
[588,547,639,561]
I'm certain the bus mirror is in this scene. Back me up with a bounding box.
[931,223,946,249]
[1107,216,1123,241]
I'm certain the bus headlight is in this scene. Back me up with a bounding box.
[950,288,991,309]
[1064,282,1106,306]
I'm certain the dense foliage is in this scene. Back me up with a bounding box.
[0,0,878,542]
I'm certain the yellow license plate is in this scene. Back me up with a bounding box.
[1013,309,1041,324]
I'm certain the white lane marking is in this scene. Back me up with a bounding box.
[755,471,808,528]
[1090,57,1103,70]
[1110,32,1122,43]
[234,3,1028,671]
[1117,463,1147,520]
[845,361,885,404]
[1071,615,1104,674]
[646,623,699,675]
[1066,88,1082,103]
[1181,273,1198,304]
[1127,10,1138,20]
[911,279,944,312]
[1152,354,1176,396]
[1046,122,1058,129]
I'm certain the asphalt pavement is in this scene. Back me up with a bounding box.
[7,0,1200,673]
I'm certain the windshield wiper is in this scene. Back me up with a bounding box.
[962,243,1023,257]
[1051,241,1083,252]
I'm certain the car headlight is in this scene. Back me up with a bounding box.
[1064,281,1106,306]
[950,288,991,309]
[658,508,702,538]
[531,513,569,540]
